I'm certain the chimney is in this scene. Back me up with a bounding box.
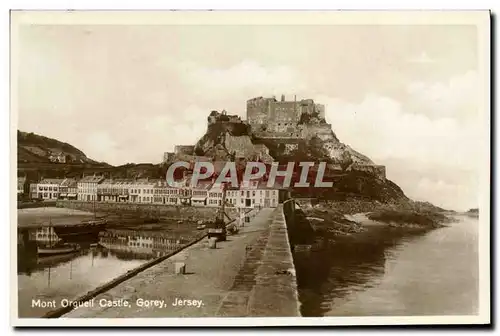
[281,94,285,102]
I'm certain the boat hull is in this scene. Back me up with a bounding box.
[38,245,80,256]
[53,221,107,243]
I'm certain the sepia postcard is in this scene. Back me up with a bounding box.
[10,10,491,327]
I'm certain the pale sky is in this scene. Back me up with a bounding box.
[16,22,484,211]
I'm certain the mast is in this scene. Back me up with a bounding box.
[217,182,228,222]
[49,217,52,247]
[47,265,51,288]
[69,259,73,280]
[93,185,96,221]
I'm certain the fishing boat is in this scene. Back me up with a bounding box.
[37,243,80,256]
[52,219,107,243]
[36,250,80,267]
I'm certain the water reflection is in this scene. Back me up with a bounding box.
[99,229,193,260]
[295,216,479,317]
[295,225,431,317]
[18,228,198,318]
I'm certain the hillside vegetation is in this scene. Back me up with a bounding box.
[18,130,99,164]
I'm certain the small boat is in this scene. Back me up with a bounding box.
[197,224,206,230]
[38,243,80,256]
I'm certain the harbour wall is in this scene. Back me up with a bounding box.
[56,200,240,221]
[246,204,301,316]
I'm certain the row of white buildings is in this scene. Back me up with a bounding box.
[27,175,282,209]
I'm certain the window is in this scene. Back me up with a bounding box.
[246,191,250,198]
[252,191,255,197]
[241,191,244,196]
[252,199,255,204]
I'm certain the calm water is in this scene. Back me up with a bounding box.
[18,246,149,318]
[296,215,479,316]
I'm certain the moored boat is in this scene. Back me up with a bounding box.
[52,219,107,243]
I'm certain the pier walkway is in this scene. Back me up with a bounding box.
[64,205,300,318]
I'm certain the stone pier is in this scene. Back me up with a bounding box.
[62,205,300,318]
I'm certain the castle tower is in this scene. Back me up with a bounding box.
[281,94,285,102]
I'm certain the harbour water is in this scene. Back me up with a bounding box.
[296,215,479,317]
[18,246,149,318]
[17,228,195,318]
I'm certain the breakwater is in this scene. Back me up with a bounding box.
[18,201,57,209]
[48,206,301,319]
[247,205,301,316]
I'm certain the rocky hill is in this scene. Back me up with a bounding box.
[192,111,407,202]
[17,130,103,165]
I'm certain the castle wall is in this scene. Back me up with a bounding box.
[315,104,325,119]
[246,96,320,130]
[247,97,271,125]
[174,145,195,155]
[301,124,334,141]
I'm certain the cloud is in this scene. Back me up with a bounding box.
[413,177,477,211]
[180,60,304,103]
[408,51,435,64]
[317,71,481,210]
[407,70,479,121]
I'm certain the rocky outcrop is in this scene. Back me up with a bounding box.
[193,110,406,202]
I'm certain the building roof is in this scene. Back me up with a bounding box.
[39,178,65,185]
[191,180,213,190]
[60,178,77,187]
[134,178,157,186]
[113,180,134,186]
[79,176,105,183]
[258,179,289,190]
[209,182,225,192]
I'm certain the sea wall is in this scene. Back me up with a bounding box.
[17,201,56,209]
[56,200,239,221]
[246,204,301,316]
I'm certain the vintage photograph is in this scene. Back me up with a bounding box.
[11,11,490,326]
